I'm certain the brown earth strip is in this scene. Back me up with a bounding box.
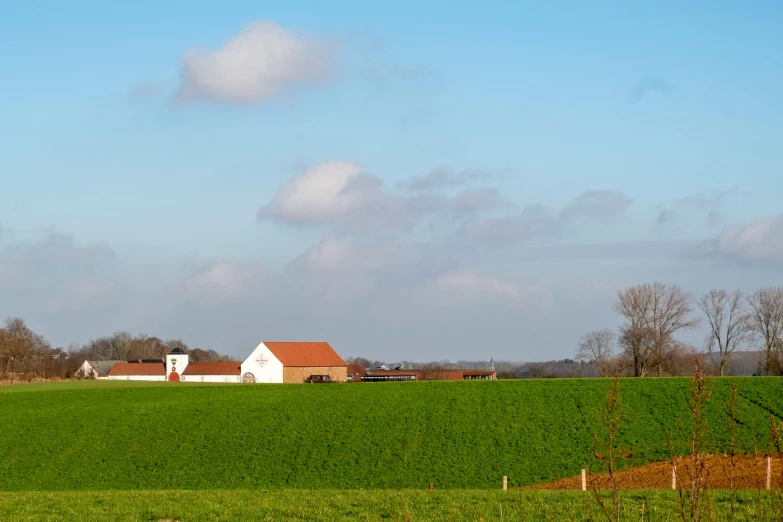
[526,455,783,490]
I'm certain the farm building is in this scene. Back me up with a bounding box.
[240,342,347,383]
[75,360,123,379]
[103,342,347,383]
[362,369,496,381]
[107,362,166,381]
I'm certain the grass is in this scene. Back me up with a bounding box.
[0,489,779,521]
[2,378,783,490]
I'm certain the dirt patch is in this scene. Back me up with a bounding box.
[526,455,783,490]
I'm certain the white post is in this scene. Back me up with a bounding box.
[671,466,676,490]
[768,456,772,490]
[503,476,507,491]
[581,469,587,491]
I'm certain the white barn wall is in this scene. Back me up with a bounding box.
[106,375,166,381]
[240,342,283,383]
[181,375,240,383]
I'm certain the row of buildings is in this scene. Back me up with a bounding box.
[77,341,496,383]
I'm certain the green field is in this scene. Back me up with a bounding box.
[1,378,783,491]
[0,489,779,521]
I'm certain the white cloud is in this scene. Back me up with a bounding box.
[260,160,376,224]
[175,21,335,105]
[712,215,783,265]
[259,160,504,234]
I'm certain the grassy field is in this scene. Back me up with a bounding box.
[2,378,783,490]
[0,489,779,521]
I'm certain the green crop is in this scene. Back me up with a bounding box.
[1,378,782,490]
[0,489,777,521]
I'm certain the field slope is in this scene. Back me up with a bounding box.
[1,378,782,490]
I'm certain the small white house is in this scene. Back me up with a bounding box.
[75,360,123,379]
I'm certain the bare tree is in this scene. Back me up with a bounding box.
[746,287,783,376]
[698,289,750,376]
[615,282,700,377]
[576,329,617,377]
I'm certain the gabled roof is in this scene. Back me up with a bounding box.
[87,360,124,375]
[108,362,166,376]
[347,363,367,375]
[263,342,346,368]
[182,362,241,376]
[168,347,187,355]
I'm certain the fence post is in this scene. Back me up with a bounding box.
[581,469,586,491]
[671,466,676,490]
[768,456,772,490]
[503,476,507,491]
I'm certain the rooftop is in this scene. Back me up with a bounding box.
[263,342,346,368]
[182,362,241,376]
[108,362,166,376]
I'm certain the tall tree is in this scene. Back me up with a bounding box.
[746,287,783,376]
[575,328,617,377]
[615,282,699,377]
[698,289,750,376]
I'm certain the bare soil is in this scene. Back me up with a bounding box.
[526,455,783,490]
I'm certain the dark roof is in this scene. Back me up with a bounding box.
[87,360,123,375]
[263,342,346,368]
[168,347,187,355]
[182,362,241,376]
[108,362,166,376]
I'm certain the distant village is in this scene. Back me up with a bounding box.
[77,341,497,383]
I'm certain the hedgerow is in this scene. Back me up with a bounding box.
[0,378,781,490]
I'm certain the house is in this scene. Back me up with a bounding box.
[181,363,241,383]
[240,342,347,383]
[106,362,166,381]
[75,360,123,379]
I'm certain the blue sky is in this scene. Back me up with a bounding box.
[1,1,782,361]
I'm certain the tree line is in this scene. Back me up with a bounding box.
[577,283,783,378]
[0,317,231,382]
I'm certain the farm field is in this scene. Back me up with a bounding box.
[0,489,779,522]
[2,378,783,490]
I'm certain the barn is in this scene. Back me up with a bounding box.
[240,342,347,383]
[106,362,166,381]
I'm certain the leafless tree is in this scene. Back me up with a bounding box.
[746,287,783,376]
[615,282,700,377]
[698,289,750,376]
[576,329,617,377]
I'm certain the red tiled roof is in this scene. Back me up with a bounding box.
[263,342,346,367]
[108,362,165,376]
[182,362,241,376]
[347,364,367,375]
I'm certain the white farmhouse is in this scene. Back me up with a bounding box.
[75,360,123,379]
